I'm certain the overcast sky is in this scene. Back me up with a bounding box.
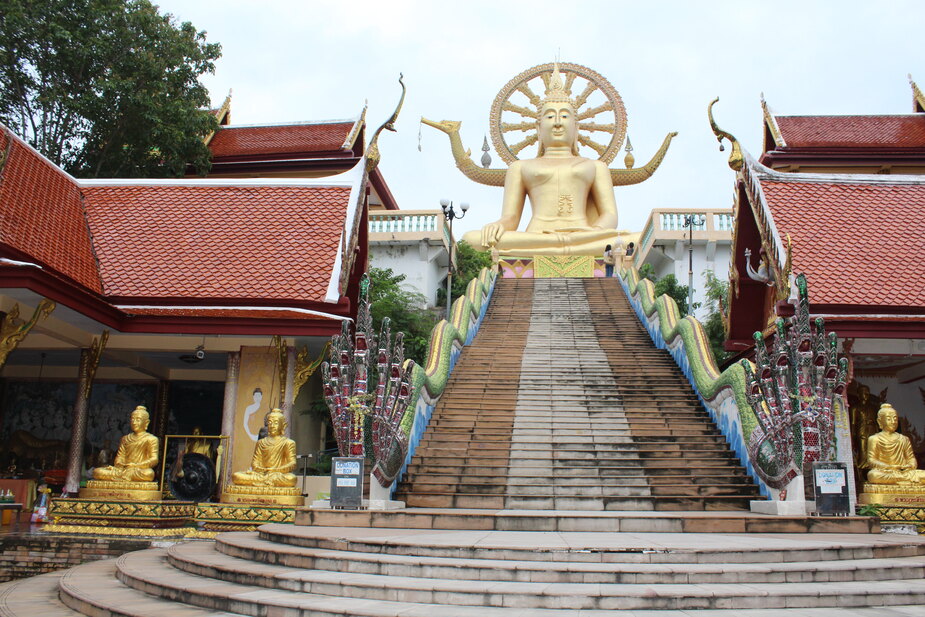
[154,0,923,236]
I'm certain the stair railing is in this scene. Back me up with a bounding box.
[617,266,855,512]
[370,267,497,495]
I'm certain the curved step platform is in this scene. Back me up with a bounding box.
[4,523,925,615]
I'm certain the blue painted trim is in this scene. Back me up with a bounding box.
[617,275,771,499]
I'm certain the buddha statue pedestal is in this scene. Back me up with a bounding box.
[219,484,303,507]
[79,480,161,501]
[499,255,615,279]
[46,497,196,537]
[193,501,297,535]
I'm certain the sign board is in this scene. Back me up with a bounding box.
[330,457,364,509]
[813,462,850,516]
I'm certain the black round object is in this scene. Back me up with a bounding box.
[168,453,215,502]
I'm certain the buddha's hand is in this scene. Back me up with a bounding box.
[481,222,506,248]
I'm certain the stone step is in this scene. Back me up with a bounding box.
[163,539,925,611]
[401,482,756,497]
[215,531,925,585]
[397,493,757,511]
[0,571,84,617]
[52,557,242,617]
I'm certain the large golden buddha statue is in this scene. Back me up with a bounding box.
[222,409,303,506]
[425,62,675,258]
[81,405,161,500]
[865,404,925,486]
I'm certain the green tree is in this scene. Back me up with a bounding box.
[702,270,730,364]
[653,274,695,318]
[436,240,492,310]
[0,0,221,178]
[367,268,439,366]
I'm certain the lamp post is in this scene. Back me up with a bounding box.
[440,199,469,321]
[684,214,703,316]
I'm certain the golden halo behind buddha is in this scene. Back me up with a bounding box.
[489,62,627,165]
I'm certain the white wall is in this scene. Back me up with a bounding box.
[645,241,731,321]
[370,241,447,307]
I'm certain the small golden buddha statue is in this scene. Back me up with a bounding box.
[460,65,619,256]
[222,409,302,506]
[185,426,213,458]
[81,405,161,501]
[865,404,925,486]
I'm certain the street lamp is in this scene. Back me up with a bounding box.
[440,199,469,321]
[684,214,704,316]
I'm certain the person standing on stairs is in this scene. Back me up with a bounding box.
[603,244,615,277]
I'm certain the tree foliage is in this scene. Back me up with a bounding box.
[0,0,221,178]
[436,240,492,309]
[367,268,439,366]
[702,270,730,364]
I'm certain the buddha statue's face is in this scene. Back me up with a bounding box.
[859,386,870,403]
[877,407,899,433]
[538,101,578,150]
[130,410,149,434]
[266,412,285,437]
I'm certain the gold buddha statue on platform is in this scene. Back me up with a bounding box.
[461,65,619,257]
[81,405,161,501]
[859,403,925,507]
[222,409,303,506]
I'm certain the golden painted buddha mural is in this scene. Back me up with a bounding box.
[424,62,675,257]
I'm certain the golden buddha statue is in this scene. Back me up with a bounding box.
[461,66,618,256]
[222,409,302,506]
[185,426,213,458]
[81,405,161,501]
[865,404,925,486]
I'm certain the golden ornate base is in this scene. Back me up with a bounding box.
[44,523,192,537]
[80,480,161,501]
[860,485,925,507]
[49,498,196,534]
[195,501,296,531]
[220,484,304,506]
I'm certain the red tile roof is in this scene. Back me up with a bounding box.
[774,115,925,149]
[81,183,352,303]
[0,131,103,293]
[120,307,342,320]
[208,122,355,158]
[759,176,925,308]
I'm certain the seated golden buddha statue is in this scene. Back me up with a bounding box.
[865,404,925,486]
[81,405,161,500]
[461,66,619,257]
[223,409,302,506]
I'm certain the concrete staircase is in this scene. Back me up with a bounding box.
[5,524,925,615]
[395,278,762,511]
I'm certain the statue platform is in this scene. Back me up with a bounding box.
[194,501,296,533]
[859,484,925,528]
[860,483,925,506]
[220,484,304,507]
[46,497,195,537]
[79,480,161,501]
[498,255,610,278]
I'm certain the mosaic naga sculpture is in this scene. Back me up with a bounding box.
[742,274,848,489]
[321,274,416,486]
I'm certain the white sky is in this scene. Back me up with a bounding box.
[154,0,923,236]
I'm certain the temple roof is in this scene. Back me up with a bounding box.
[769,114,925,150]
[0,126,365,333]
[81,181,354,304]
[208,117,363,160]
[755,171,925,309]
